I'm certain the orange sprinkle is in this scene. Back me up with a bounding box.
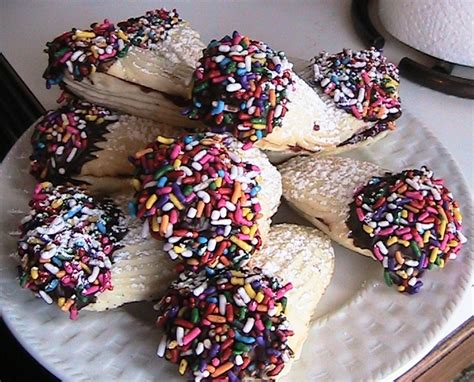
[160,214,169,235]
[196,200,205,218]
[211,362,234,378]
[269,89,276,107]
[207,314,227,324]
[231,182,241,204]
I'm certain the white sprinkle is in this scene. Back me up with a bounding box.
[218,294,226,315]
[235,355,243,366]
[192,162,203,171]
[245,55,252,72]
[226,83,242,92]
[274,104,283,118]
[408,277,417,287]
[197,191,211,203]
[211,210,220,220]
[237,287,251,303]
[162,202,174,212]
[176,327,184,346]
[211,219,232,226]
[218,45,230,53]
[168,250,179,260]
[181,250,193,258]
[87,266,100,283]
[55,146,64,156]
[220,207,227,218]
[195,342,204,355]
[193,282,207,297]
[39,290,53,304]
[207,239,217,252]
[225,202,236,211]
[406,178,420,190]
[193,150,207,162]
[66,147,78,163]
[43,263,59,274]
[376,241,388,255]
[157,336,167,357]
[405,260,419,267]
[243,317,255,333]
[224,225,232,236]
[187,208,197,219]
[181,166,193,176]
[430,187,441,200]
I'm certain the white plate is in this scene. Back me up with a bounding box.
[0,111,472,382]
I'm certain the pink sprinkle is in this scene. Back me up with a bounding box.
[170,144,181,160]
[408,212,414,223]
[202,319,211,326]
[440,236,449,251]
[194,70,204,80]
[396,227,411,235]
[351,105,362,119]
[378,227,394,236]
[59,51,73,63]
[253,203,262,213]
[361,72,371,84]
[418,212,430,221]
[98,51,117,60]
[248,301,257,311]
[402,234,413,241]
[255,319,265,331]
[183,327,201,346]
[170,209,178,224]
[427,206,438,214]
[242,142,253,150]
[157,187,172,195]
[405,191,424,200]
[356,208,365,222]
[83,285,99,296]
[237,234,250,240]
[373,246,383,261]
[69,307,78,320]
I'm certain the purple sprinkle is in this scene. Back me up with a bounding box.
[156,195,170,208]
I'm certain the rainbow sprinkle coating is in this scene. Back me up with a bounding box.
[17,182,126,319]
[313,48,401,122]
[129,133,263,272]
[30,97,118,183]
[43,9,181,86]
[347,167,466,294]
[185,31,294,148]
[156,267,294,381]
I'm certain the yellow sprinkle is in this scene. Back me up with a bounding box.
[397,270,408,279]
[250,135,258,142]
[275,302,283,315]
[448,240,459,247]
[56,270,66,278]
[395,251,404,265]
[41,181,52,189]
[241,226,250,235]
[397,285,406,292]
[249,225,258,238]
[151,217,159,232]
[30,267,39,280]
[75,31,96,39]
[454,208,462,222]
[173,159,181,170]
[132,178,141,191]
[439,220,447,240]
[242,208,251,217]
[230,270,245,277]
[173,246,185,254]
[80,263,91,274]
[255,291,264,303]
[398,239,410,247]
[252,124,267,130]
[429,248,440,263]
[244,283,256,299]
[91,46,99,58]
[363,225,373,234]
[90,64,96,74]
[423,230,431,243]
[246,213,254,221]
[179,359,188,375]
[230,236,252,252]
[51,199,63,209]
[215,177,223,188]
[437,206,448,221]
[439,259,445,269]
[169,193,184,210]
[157,136,175,145]
[405,205,419,213]
[57,297,66,308]
[168,340,178,349]
[386,236,398,246]
[230,277,245,286]
[61,299,74,312]
[85,114,97,121]
[401,210,408,218]
[146,194,158,209]
[117,29,129,41]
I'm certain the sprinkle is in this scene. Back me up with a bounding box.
[130,134,262,271]
[185,31,294,146]
[17,184,127,319]
[348,166,465,294]
[313,47,401,122]
[156,267,293,380]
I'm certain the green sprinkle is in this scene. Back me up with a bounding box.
[383,270,393,286]
[193,81,209,93]
[410,241,421,258]
[191,307,199,323]
[153,165,173,180]
[238,307,247,320]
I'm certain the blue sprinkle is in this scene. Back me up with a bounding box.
[211,100,225,115]
[206,297,218,304]
[157,176,168,188]
[219,57,231,67]
[97,220,106,234]
[194,101,202,108]
[330,74,339,84]
[51,257,63,267]
[250,185,261,197]
[184,135,194,144]
[128,201,137,218]
[217,170,225,177]
[236,68,247,76]
[206,267,216,276]
[64,205,82,219]
[235,331,256,344]
[240,102,247,110]
[45,279,59,292]
[198,237,208,244]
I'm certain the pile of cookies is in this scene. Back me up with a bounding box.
[16,8,466,381]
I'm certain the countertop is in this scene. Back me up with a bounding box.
[1,1,473,381]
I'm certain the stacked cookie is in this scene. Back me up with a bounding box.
[14,7,467,382]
